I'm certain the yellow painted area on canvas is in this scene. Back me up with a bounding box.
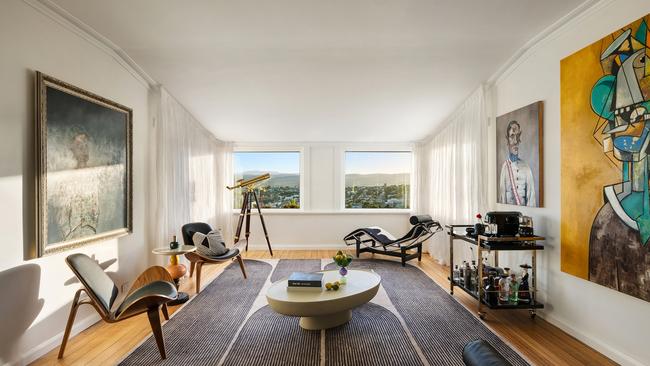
[561,41,619,279]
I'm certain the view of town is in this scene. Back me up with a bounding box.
[233,151,411,210]
[233,172,410,209]
[345,172,410,209]
[233,173,300,209]
[345,183,410,209]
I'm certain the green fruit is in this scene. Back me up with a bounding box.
[325,283,332,290]
[332,284,339,291]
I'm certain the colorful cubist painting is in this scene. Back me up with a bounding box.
[561,14,650,302]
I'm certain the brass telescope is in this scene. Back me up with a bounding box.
[227,173,271,190]
[226,172,273,256]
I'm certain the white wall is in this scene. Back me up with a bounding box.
[236,143,413,249]
[487,0,650,364]
[0,1,151,364]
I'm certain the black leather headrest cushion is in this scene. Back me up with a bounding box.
[409,214,434,225]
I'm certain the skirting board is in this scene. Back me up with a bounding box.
[19,313,101,366]
[245,243,434,253]
[245,243,348,250]
[541,312,642,366]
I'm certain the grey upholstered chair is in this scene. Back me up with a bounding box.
[181,222,247,294]
[59,253,178,359]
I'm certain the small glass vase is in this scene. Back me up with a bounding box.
[338,266,348,284]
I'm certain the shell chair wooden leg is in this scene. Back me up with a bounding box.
[58,254,177,360]
[191,254,247,294]
[147,306,166,359]
[236,255,247,279]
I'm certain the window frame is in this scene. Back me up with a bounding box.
[340,146,414,213]
[232,145,306,212]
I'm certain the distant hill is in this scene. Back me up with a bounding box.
[346,173,409,187]
[241,172,299,187]
[237,172,409,187]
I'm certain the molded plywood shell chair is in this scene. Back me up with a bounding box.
[59,253,177,360]
[181,222,247,294]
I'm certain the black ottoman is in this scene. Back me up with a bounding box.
[462,339,514,366]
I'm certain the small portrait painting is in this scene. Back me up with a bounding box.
[496,101,543,207]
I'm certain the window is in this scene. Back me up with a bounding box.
[233,151,301,209]
[344,151,411,209]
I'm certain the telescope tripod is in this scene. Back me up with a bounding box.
[234,189,273,255]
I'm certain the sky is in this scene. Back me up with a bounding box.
[235,152,300,174]
[345,152,411,174]
[234,151,411,175]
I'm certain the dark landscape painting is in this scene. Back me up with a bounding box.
[36,73,132,256]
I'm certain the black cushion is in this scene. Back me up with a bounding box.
[409,214,434,225]
[203,248,239,261]
[181,222,213,247]
[462,339,513,366]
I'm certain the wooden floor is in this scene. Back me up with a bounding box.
[32,250,615,366]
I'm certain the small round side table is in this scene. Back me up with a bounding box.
[152,245,196,305]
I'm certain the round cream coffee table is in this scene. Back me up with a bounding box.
[266,270,381,330]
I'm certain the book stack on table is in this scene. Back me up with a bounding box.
[287,272,323,291]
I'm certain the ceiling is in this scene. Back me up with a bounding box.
[50,0,584,142]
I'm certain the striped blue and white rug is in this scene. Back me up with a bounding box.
[120,259,529,366]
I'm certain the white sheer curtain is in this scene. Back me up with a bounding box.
[417,86,488,265]
[149,87,233,265]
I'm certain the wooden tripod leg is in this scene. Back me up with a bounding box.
[234,192,249,246]
[147,307,166,359]
[245,191,252,252]
[252,190,273,256]
[58,289,83,359]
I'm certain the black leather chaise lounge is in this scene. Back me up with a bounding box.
[343,215,442,266]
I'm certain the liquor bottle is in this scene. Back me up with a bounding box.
[470,260,477,291]
[464,261,471,290]
[484,272,498,306]
[459,261,466,286]
[452,265,460,284]
[498,274,510,304]
[509,273,519,303]
[519,264,532,303]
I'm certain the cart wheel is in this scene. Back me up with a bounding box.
[478,312,486,320]
[529,310,536,319]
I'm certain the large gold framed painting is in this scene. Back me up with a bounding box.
[561,14,650,302]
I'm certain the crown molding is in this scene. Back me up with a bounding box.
[487,0,613,86]
[23,0,158,89]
